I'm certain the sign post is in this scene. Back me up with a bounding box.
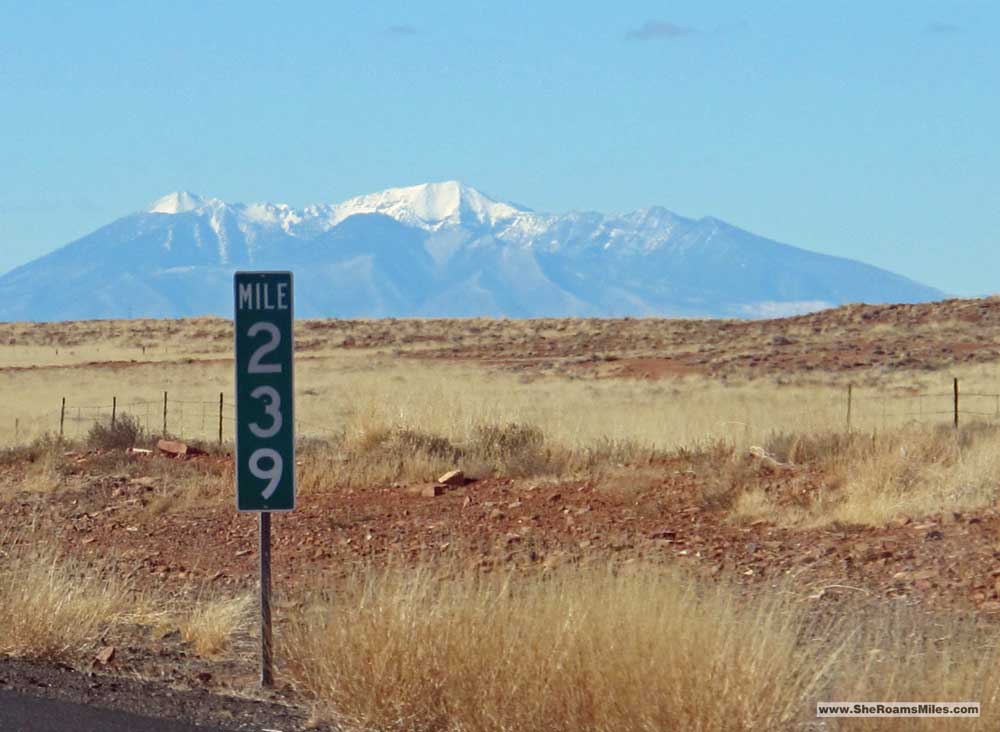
[234,271,295,688]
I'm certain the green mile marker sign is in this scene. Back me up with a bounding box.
[234,271,296,512]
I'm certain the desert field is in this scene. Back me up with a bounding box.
[5,298,1000,730]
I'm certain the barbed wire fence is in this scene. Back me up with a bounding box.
[845,378,1000,432]
[5,378,1000,448]
[4,391,338,447]
[49,394,224,444]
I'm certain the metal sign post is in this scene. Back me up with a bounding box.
[259,511,274,687]
[234,271,296,688]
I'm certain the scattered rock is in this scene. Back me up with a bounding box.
[410,484,446,497]
[748,446,790,468]
[437,470,465,486]
[94,646,116,666]
[156,440,204,458]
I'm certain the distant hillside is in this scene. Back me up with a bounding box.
[0,181,943,321]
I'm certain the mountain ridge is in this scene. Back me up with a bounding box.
[0,181,944,321]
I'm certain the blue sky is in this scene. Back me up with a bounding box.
[1,1,996,295]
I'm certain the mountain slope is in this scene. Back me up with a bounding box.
[0,181,943,321]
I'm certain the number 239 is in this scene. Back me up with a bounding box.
[247,322,284,499]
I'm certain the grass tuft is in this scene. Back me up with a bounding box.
[281,564,831,732]
[0,544,134,660]
[179,593,252,657]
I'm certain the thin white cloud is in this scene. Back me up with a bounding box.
[924,20,963,35]
[625,20,697,42]
[385,24,419,37]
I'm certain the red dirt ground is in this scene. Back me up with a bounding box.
[7,449,999,619]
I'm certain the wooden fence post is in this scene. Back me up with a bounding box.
[112,396,117,428]
[219,392,224,445]
[846,383,853,432]
[954,377,959,429]
[59,397,66,440]
[163,391,168,436]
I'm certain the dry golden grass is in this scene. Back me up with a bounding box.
[0,541,138,660]
[139,454,233,515]
[0,437,70,494]
[282,564,831,732]
[281,561,1000,732]
[179,593,252,657]
[5,350,1000,529]
[827,606,1000,731]
[4,314,1000,451]
[0,529,249,663]
[8,355,1000,528]
[730,423,1000,527]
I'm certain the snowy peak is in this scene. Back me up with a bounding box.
[144,182,531,234]
[148,191,207,215]
[4,180,937,322]
[326,181,527,230]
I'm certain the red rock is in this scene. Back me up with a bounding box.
[411,484,446,497]
[437,470,465,486]
[156,439,200,457]
[94,645,116,666]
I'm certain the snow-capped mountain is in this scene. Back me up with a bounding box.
[0,181,943,321]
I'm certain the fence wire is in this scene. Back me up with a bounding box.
[847,384,1000,430]
[4,392,339,446]
[5,381,1000,447]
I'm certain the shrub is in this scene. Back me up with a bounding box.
[86,413,145,451]
[469,422,551,477]
[329,428,463,487]
[386,429,462,462]
[0,433,63,468]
